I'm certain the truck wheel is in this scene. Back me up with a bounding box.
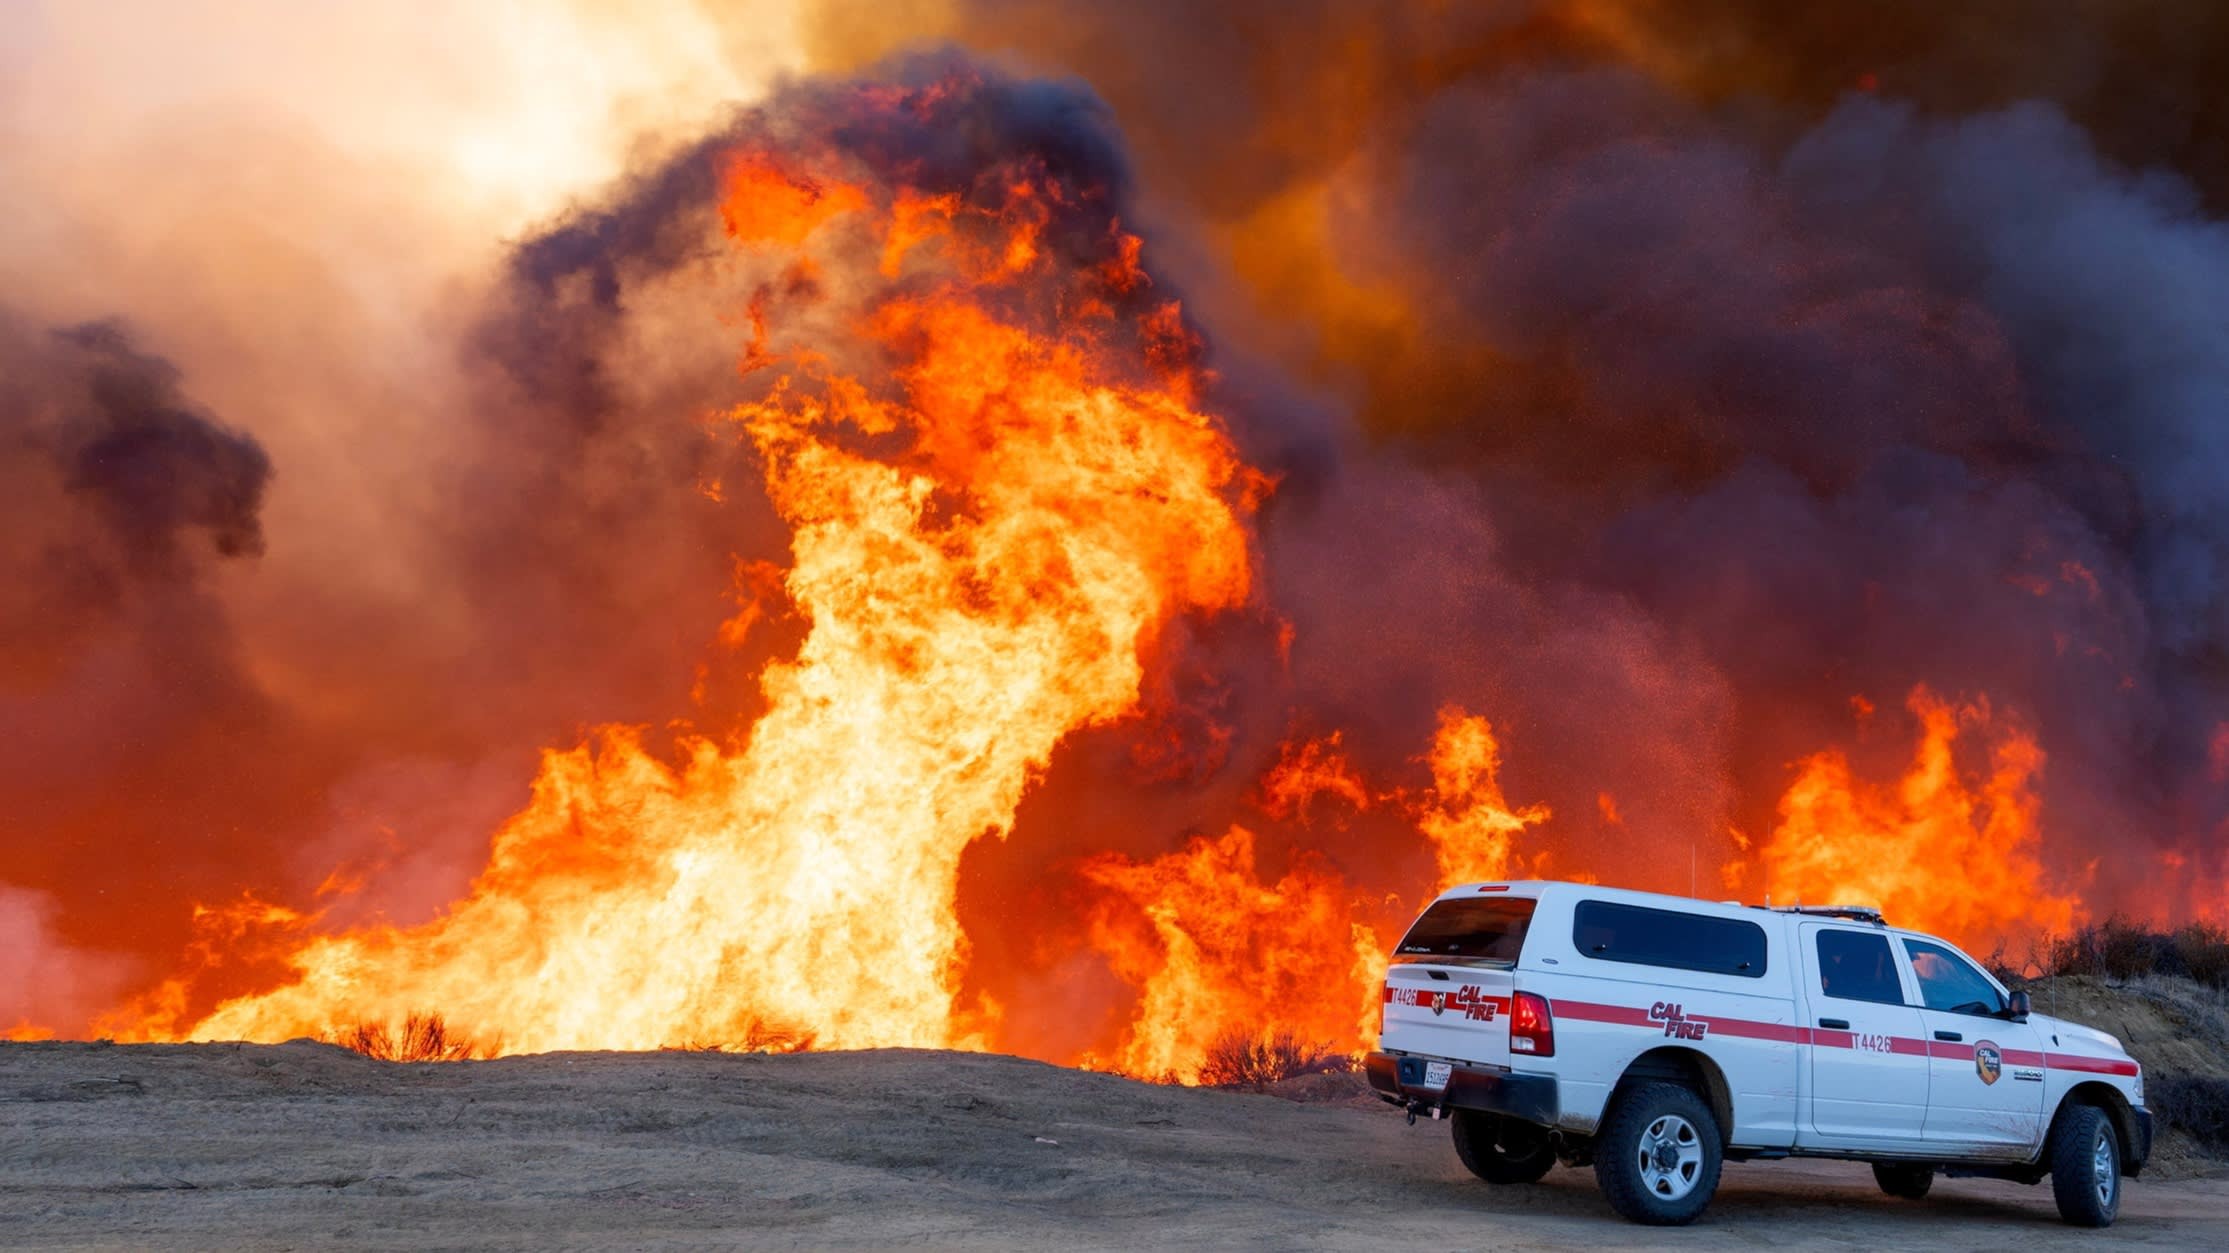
[1451,1110,1556,1184]
[2048,1105,2121,1227]
[1871,1163,1933,1200]
[1593,1082,1723,1225]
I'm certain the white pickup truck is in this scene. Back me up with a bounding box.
[1365,880,2151,1226]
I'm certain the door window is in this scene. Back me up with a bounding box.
[1901,937,2006,1016]
[1814,929,1905,1004]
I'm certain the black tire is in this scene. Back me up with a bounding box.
[1872,1162,1934,1200]
[1451,1109,1556,1184]
[1593,1081,1723,1225]
[2049,1104,2122,1228]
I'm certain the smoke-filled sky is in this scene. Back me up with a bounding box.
[5,0,2228,1038]
[1,0,807,1028]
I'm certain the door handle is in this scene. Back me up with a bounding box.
[1934,1030,1962,1042]
[1818,1018,1850,1030]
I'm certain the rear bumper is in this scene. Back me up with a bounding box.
[1364,1051,1559,1127]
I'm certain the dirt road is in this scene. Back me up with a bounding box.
[4,1042,2223,1249]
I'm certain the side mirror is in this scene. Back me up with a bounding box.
[2008,990,2032,1021]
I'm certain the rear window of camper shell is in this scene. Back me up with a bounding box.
[1395,896,1537,965]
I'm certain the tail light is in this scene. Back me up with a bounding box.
[1510,991,1555,1057]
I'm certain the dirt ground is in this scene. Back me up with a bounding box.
[4,1042,2225,1250]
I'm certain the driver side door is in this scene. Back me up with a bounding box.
[1901,935,2045,1156]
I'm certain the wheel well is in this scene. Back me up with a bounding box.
[1614,1047,1734,1144]
[2050,1082,2138,1168]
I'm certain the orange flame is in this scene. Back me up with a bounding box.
[719,153,867,246]
[153,119,1258,1055]
[1078,705,1550,1082]
[1762,686,2080,949]
[1079,827,1386,1083]
[1419,707,1551,888]
[1254,732,1371,822]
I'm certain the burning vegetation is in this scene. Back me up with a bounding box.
[126,69,1261,1062]
[1194,1027,1352,1091]
[330,1012,490,1064]
[7,9,2229,1084]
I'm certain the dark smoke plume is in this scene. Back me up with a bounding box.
[1,313,277,1024]
[1334,76,2229,907]
[0,316,268,673]
[797,1,2229,909]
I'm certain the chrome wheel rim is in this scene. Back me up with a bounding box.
[1637,1113,1704,1201]
[2093,1130,2116,1209]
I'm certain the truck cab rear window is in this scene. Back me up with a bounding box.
[1814,929,1905,1005]
[1572,900,1767,978]
[1395,897,1536,964]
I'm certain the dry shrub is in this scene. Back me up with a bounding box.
[660,1017,817,1055]
[2046,918,2229,993]
[2173,922,2229,990]
[2152,1075,2229,1153]
[331,1012,488,1062]
[738,1018,817,1053]
[1984,939,2034,988]
[1196,1027,1349,1089]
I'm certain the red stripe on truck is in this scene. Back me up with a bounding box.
[1383,985,1512,1023]
[1926,1041,2049,1067]
[1540,996,2132,1075]
[1550,999,1652,1028]
[2046,1052,2140,1076]
[1553,997,1811,1044]
[1707,1018,1812,1045]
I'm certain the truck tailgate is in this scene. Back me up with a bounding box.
[1383,964,1514,1068]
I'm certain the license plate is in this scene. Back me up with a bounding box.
[1423,1061,1452,1089]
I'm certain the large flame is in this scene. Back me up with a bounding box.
[1762,686,2081,949]
[1071,704,1553,1080]
[1080,827,1386,1083]
[1419,707,1552,889]
[161,91,1259,1055]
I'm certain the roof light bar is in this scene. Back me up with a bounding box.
[1767,904,1887,924]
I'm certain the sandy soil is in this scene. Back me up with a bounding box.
[4,1041,2224,1250]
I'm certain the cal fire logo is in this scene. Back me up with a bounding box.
[1389,985,1501,1022]
[1649,1002,1711,1040]
[1974,1040,2003,1086]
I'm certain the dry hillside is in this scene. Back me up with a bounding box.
[2013,973,2229,1176]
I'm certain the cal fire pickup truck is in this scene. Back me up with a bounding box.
[1366,880,2151,1227]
